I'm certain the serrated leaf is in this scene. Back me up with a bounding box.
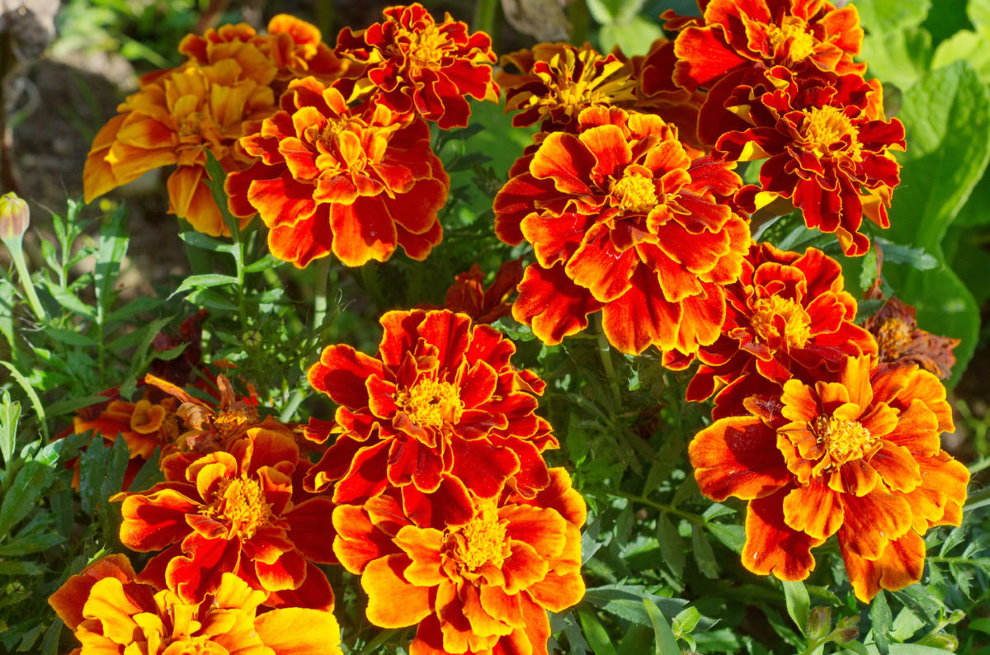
[78,435,129,515]
[578,607,618,655]
[0,392,19,468]
[167,274,239,299]
[0,443,59,534]
[657,514,685,578]
[0,560,44,575]
[0,361,47,439]
[643,600,680,655]
[869,591,892,655]
[782,580,811,636]
[44,283,96,319]
[0,530,64,556]
[94,206,129,310]
[691,523,719,579]
[43,328,98,347]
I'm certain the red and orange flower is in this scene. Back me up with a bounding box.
[333,468,585,655]
[864,294,960,380]
[226,76,448,267]
[668,0,864,93]
[306,309,557,526]
[494,105,750,355]
[49,555,341,655]
[114,426,335,610]
[499,42,637,131]
[674,243,876,416]
[716,69,905,255]
[335,2,498,129]
[422,260,524,325]
[689,355,969,600]
[83,60,275,236]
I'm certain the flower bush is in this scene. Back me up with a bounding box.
[0,1,987,653]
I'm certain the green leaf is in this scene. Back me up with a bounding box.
[931,30,990,81]
[691,523,719,578]
[643,600,680,655]
[78,435,129,515]
[0,530,63,556]
[204,152,243,239]
[672,607,702,636]
[599,16,664,58]
[44,283,96,320]
[657,513,685,578]
[0,392,19,468]
[869,591,892,655]
[167,274,239,299]
[43,327,98,347]
[859,26,933,91]
[178,229,235,253]
[0,361,47,439]
[854,0,931,34]
[706,521,745,554]
[94,205,129,311]
[0,560,44,575]
[782,580,811,636]
[578,607,618,655]
[0,442,59,534]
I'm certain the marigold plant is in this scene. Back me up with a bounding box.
[495,105,750,355]
[689,355,969,600]
[49,555,342,654]
[333,468,585,655]
[226,76,448,267]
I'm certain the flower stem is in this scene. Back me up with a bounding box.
[5,236,45,323]
[312,257,331,331]
[595,314,622,406]
[614,491,704,526]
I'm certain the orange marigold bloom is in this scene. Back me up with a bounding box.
[306,309,557,526]
[864,295,960,380]
[668,0,864,93]
[179,14,344,92]
[226,76,448,268]
[335,2,498,129]
[717,69,905,256]
[494,105,750,355]
[83,60,275,236]
[436,260,523,324]
[689,355,969,601]
[49,556,342,655]
[498,42,637,131]
[114,427,336,610]
[333,468,585,655]
[674,243,876,417]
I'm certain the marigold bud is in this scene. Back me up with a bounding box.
[806,607,832,640]
[833,616,860,644]
[0,192,29,241]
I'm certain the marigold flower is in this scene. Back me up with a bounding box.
[717,69,905,256]
[306,309,557,525]
[113,426,335,609]
[226,76,448,268]
[499,42,637,131]
[333,468,585,655]
[49,556,342,655]
[864,295,960,379]
[335,2,498,129]
[675,243,876,416]
[494,105,750,355]
[689,355,969,601]
[179,14,344,92]
[83,60,275,236]
[436,260,523,324]
[668,0,865,93]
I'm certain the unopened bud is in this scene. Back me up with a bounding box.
[0,192,29,240]
[833,616,859,644]
[918,632,958,651]
[806,607,832,640]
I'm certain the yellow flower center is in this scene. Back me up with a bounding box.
[800,105,861,159]
[750,296,812,348]
[400,23,448,74]
[443,503,509,572]
[611,173,658,213]
[765,17,816,62]
[875,317,911,361]
[161,637,228,654]
[539,48,637,115]
[813,416,877,465]
[397,378,464,428]
[202,476,271,539]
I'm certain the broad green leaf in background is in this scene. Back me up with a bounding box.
[782,580,811,636]
[853,0,931,34]
[859,26,932,90]
[883,61,990,382]
[643,600,681,655]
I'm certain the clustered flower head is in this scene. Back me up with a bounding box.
[83,15,334,236]
[54,3,974,653]
[664,0,905,255]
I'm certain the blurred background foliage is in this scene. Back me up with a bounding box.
[0,0,989,654]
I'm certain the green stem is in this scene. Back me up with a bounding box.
[614,491,705,526]
[5,237,45,323]
[595,315,622,406]
[312,258,331,331]
[473,0,499,38]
